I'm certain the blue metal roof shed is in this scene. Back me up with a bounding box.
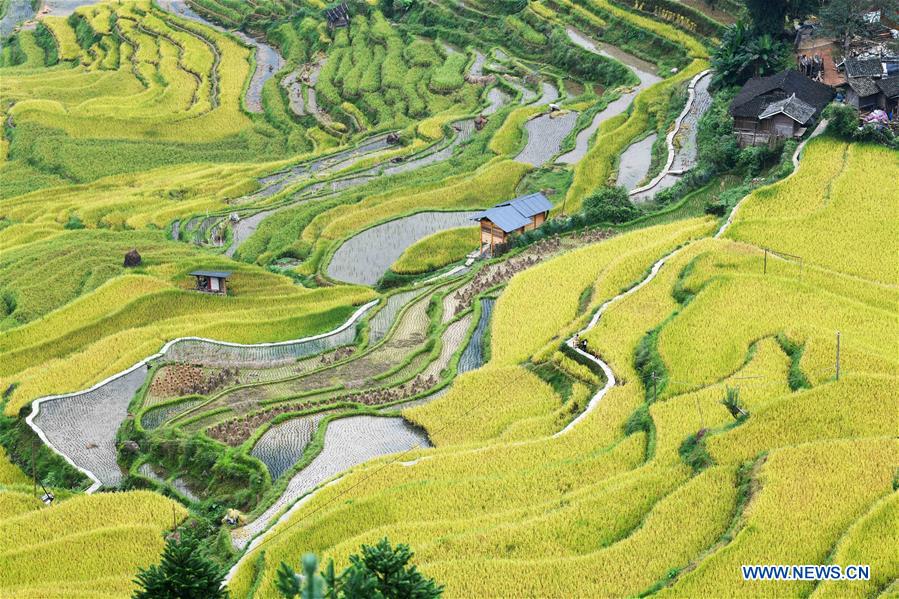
[473,192,553,233]
[497,192,553,219]
[475,206,531,233]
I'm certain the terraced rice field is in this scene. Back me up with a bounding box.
[516,110,580,166]
[420,313,473,378]
[27,301,375,488]
[227,143,897,596]
[458,298,495,373]
[232,415,430,549]
[250,412,331,480]
[631,71,713,202]
[5,0,893,595]
[617,133,657,189]
[327,211,481,286]
[31,366,148,489]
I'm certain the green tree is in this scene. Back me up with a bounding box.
[133,534,228,599]
[819,0,899,52]
[744,0,822,37]
[277,538,443,599]
[583,186,641,224]
[712,23,789,87]
[744,34,788,77]
[711,21,754,87]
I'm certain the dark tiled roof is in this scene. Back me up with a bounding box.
[844,57,884,78]
[876,76,899,98]
[474,206,531,233]
[190,270,232,278]
[730,70,834,119]
[758,94,817,124]
[496,192,553,218]
[848,76,882,97]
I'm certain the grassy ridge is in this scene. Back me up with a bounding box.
[391,226,479,275]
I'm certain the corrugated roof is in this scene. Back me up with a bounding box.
[758,93,817,124]
[190,270,232,278]
[473,206,531,233]
[497,192,553,218]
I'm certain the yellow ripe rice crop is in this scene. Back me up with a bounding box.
[0,490,186,593]
[811,492,899,599]
[551,351,600,385]
[581,0,709,58]
[564,59,707,212]
[489,105,543,156]
[0,448,30,485]
[306,158,530,246]
[707,374,898,465]
[657,240,897,396]
[664,438,895,598]
[650,338,793,465]
[40,17,82,62]
[0,491,44,519]
[391,227,479,274]
[492,217,714,366]
[7,2,256,144]
[422,465,735,597]
[727,139,899,284]
[2,160,280,230]
[1,280,374,413]
[405,366,562,445]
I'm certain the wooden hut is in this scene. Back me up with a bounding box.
[473,192,552,256]
[190,270,231,295]
[730,70,833,146]
[324,2,349,29]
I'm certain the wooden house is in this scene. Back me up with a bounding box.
[876,76,899,113]
[730,70,833,146]
[473,192,552,256]
[847,76,883,109]
[190,270,231,294]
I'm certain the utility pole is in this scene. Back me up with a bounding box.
[31,438,36,498]
[763,248,767,274]
[695,394,705,429]
[835,331,841,381]
[650,371,658,403]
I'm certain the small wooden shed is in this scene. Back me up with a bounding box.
[473,192,552,256]
[324,2,349,29]
[190,270,231,295]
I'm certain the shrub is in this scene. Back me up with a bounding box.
[823,102,859,139]
[583,186,642,224]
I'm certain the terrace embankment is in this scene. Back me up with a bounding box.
[557,27,662,165]
[26,302,376,491]
[630,71,713,202]
[156,0,285,113]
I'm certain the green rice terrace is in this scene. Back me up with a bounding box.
[0,0,896,596]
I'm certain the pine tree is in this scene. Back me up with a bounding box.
[277,538,442,599]
[133,535,228,599]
